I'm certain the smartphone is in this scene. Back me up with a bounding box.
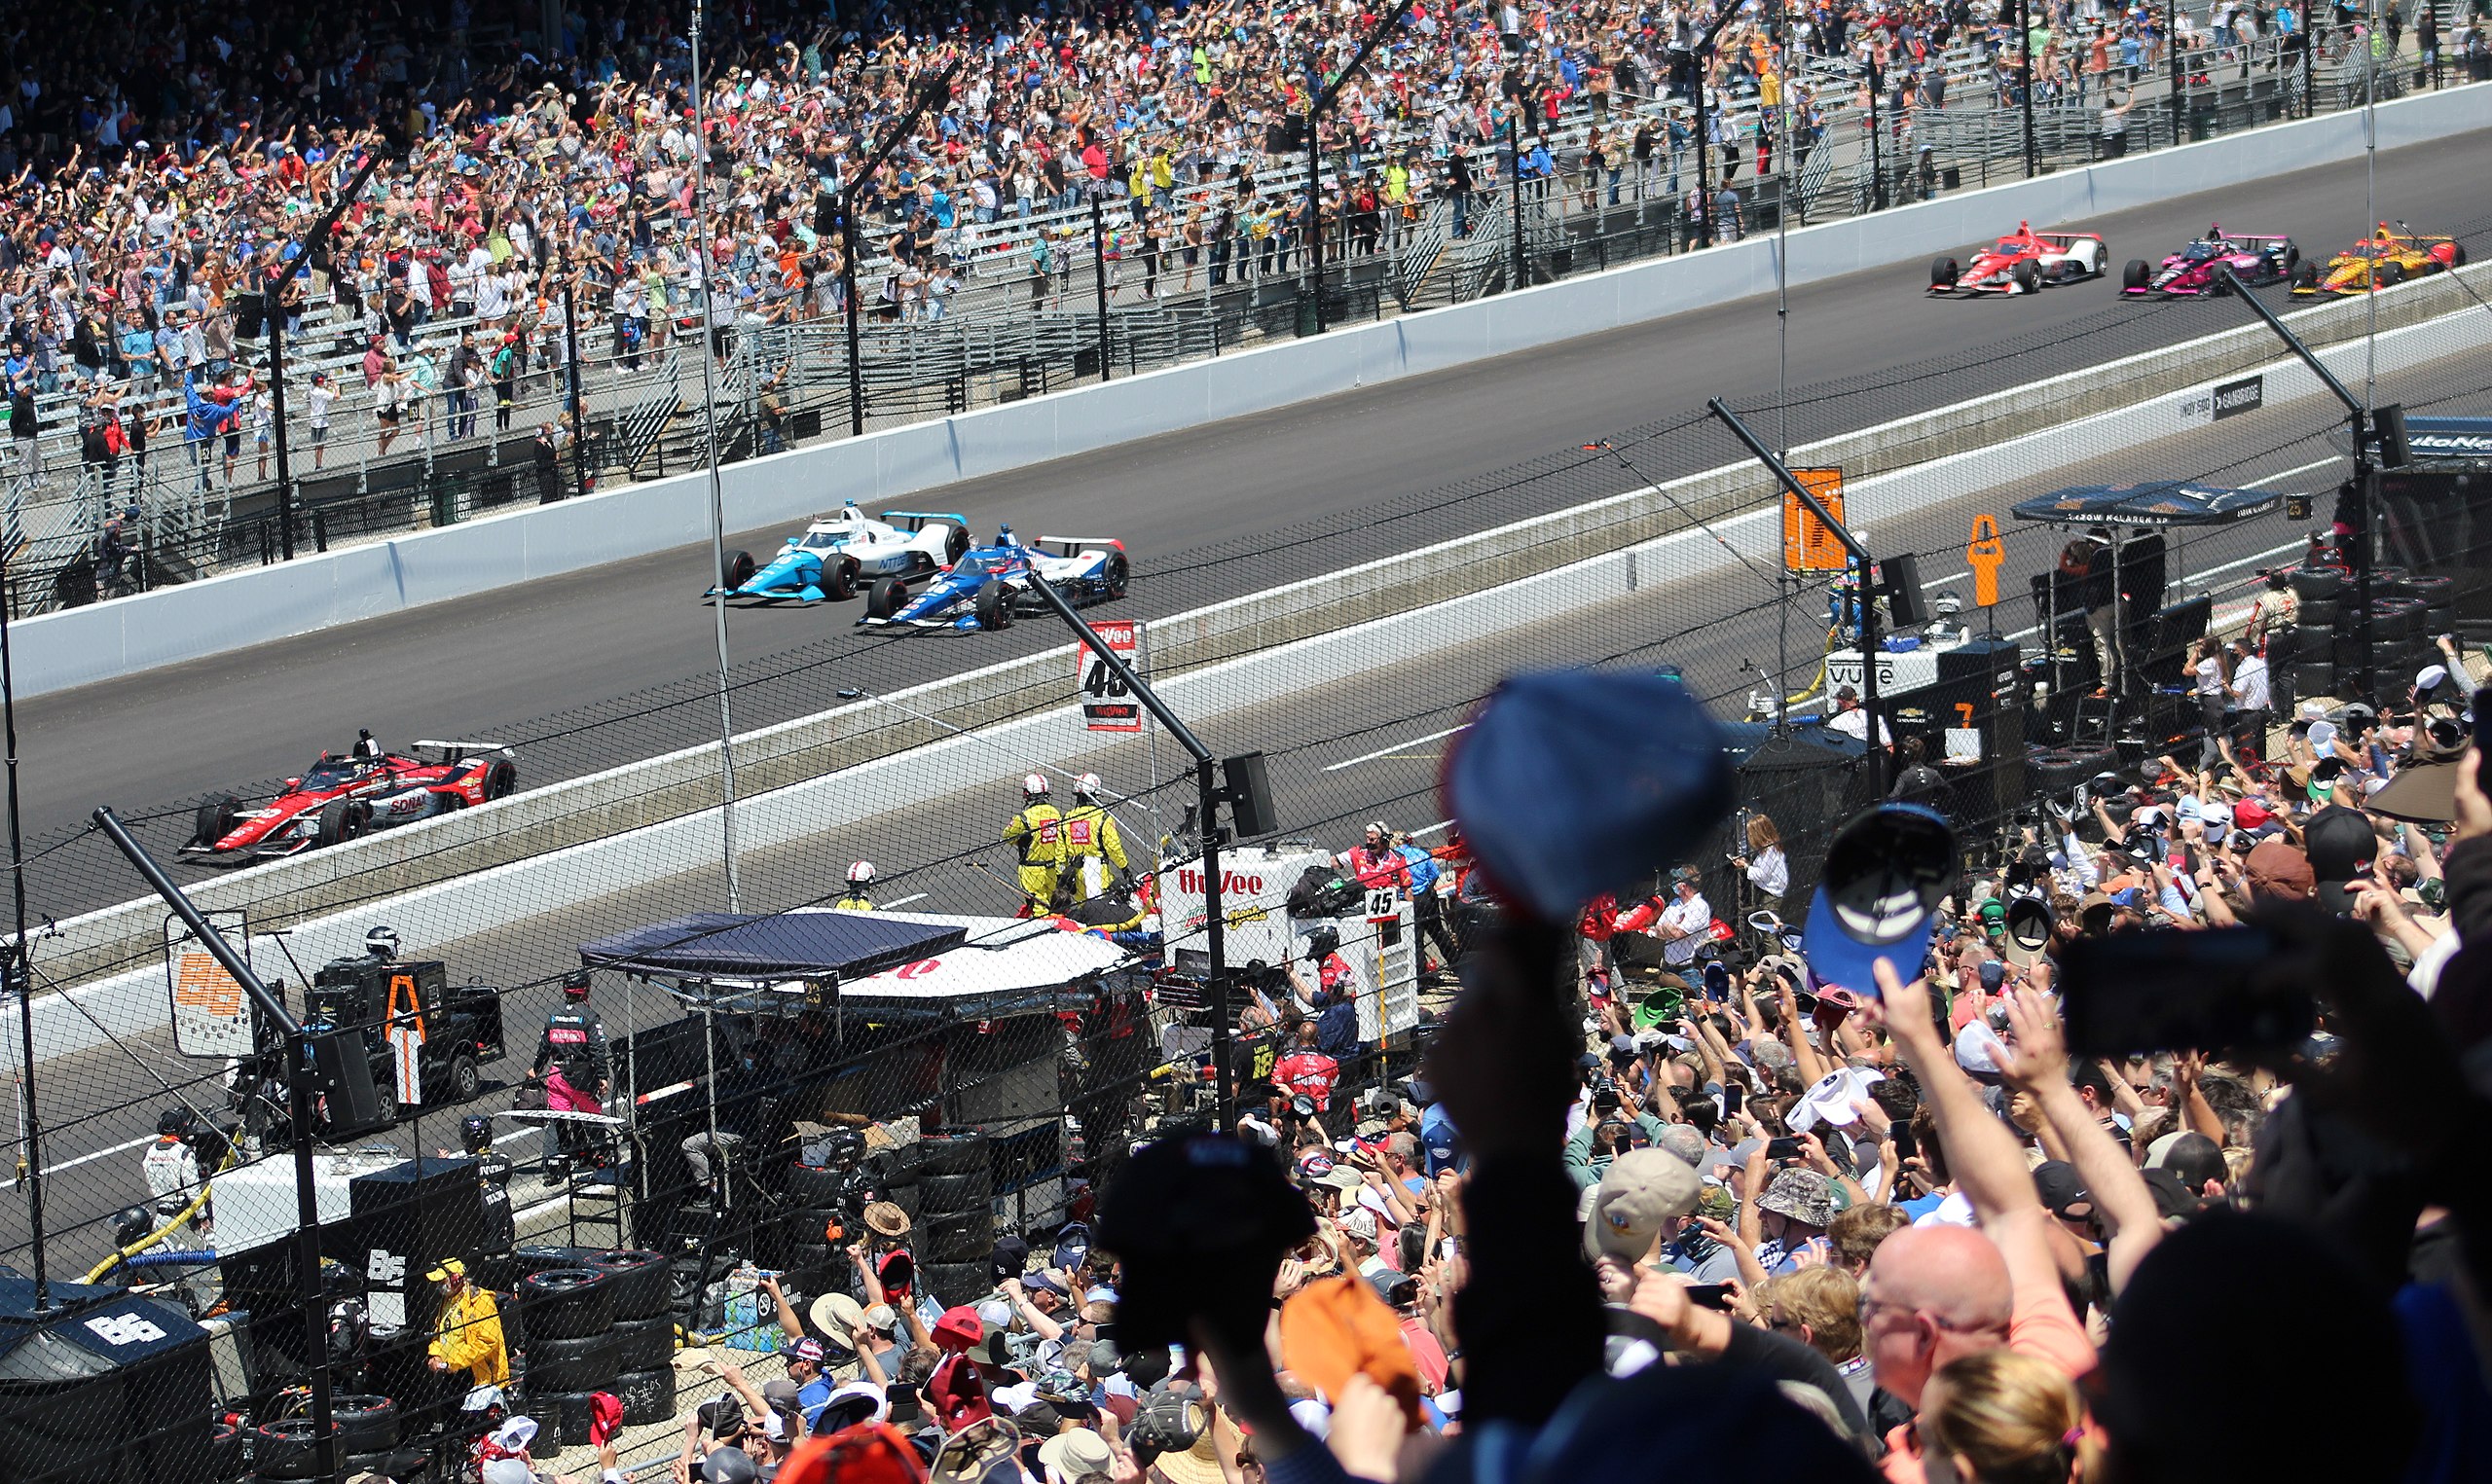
[1766,1136,1803,1162]
[2475,688,2492,797]
[1686,1284,1737,1312]
[2061,927,2313,1059]
[1722,1082,1745,1118]
[1890,1121,1918,1163]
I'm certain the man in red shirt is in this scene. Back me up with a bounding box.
[1270,1021,1342,1113]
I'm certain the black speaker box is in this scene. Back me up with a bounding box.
[351,1157,486,1336]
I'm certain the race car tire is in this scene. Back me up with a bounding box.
[610,1312,678,1370]
[786,1161,851,1207]
[211,1422,242,1483]
[314,797,368,848]
[195,793,240,849]
[2012,259,2041,294]
[589,1249,675,1320]
[521,1267,616,1340]
[1929,256,1959,288]
[2122,259,2149,290]
[923,1209,996,1263]
[544,1390,604,1450]
[2403,574,2454,612]
[922,1170,994,1212]
[2285,245,2301,273]
[2289,566,2344,601]
[1102,551,1130,599]
[727,550,756,588]
[917,1260,992,1309]
[368,1076,399,1129]
[2293,261,2320,290]
[2454,243,2472,270]
[866,575,908,621]
[825,558,859,602]
[2292,663,2337,699]
[616,1367,678,1427]
[446,1051,482,1103]
[486,760,518,799]
[527,1331,623,1393]
[2295,597,2338,630]
[918,1132,991,1176]
[973,580,1013,632]
[252,1420,344,1479]
[2378,260,2404,287]
[884,1178,925,1221]
[328,1394,402,1453]
[946,525,972,564]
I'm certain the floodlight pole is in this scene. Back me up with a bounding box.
[1679,5,1742,248]
[266,148,384,562]
[1019,569,1234,1128]
[836,56,964,435]
[92,807,335,1484]
[1302,0,1417,335]
[1708,398,1886,794]
[2217,264,2375,699]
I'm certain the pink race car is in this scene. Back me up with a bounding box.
[2120,225,2298,298]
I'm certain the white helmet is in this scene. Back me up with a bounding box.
[1075,772,1104,801]
[1022,773,1050,797]
[847,860,876,886]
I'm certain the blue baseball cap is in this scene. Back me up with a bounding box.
[1804,804,1958,998]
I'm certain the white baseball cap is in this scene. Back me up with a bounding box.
[1787,1066,1887,1135]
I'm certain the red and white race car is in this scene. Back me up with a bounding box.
[1929,222,2109,296]
[186,741,518,858]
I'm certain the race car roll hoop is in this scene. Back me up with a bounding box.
[90,805,347,1484]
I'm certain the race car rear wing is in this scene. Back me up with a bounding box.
[1035,536,1124,556]
[414,740,517,758]
[878,509,970,532]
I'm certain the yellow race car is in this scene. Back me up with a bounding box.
[2291,222,2468,295]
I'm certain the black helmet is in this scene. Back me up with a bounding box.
[112,1207,153,1248]
[1304,926,1341,961]
[158,1105,199,1138]
[562,969,592,1000]
[365,924,400,960]
[460,1114,493,1154]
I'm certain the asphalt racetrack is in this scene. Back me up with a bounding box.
[16,128,2492,919]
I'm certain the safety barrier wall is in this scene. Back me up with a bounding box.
[31,276,2490,1061]
[16,83,2486,698]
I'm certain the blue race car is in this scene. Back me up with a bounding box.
[857,525,1130,631]
[709,504,970,604]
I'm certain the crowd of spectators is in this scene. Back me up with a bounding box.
[12,0,2450,494]
[587,631,2492,1484]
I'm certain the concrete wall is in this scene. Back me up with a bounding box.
[18,83,2485,698]
[31,281,2491,1060]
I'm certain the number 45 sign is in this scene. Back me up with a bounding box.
[1077,620,1146,733]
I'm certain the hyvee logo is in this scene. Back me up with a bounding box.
[1176,869,1265,895]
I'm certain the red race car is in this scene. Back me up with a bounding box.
[1929,222,2109,296]
[186,741,518,858]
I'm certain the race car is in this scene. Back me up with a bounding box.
[1929,222,2108,296]
[2120,225,2298,297]
[2291,222,2468,296]
[709,504,971,604]
[857,525,1130,632]
[186,742,519,858]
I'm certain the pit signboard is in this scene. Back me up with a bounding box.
[1077,620,1145,733]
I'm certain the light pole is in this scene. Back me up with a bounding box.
[2170,0,2186,144]
[266,145,383,561]
[1088,181,1113,381]
[1506,113,1526,289]
[2020,0,2039,176]
[1678,3,1741,248]
[1867,53,1887,211]
[832,58,962,437]
[1302,0,1417,335]
[553,172,588,502]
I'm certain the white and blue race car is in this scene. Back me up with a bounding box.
[857,525,1130,631]
[709,504,970,604]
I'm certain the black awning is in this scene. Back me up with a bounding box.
[578,913,966,981]
[2011,482,2283,527]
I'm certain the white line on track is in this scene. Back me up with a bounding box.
[3,1131,152,1186]
[1323,725,1471,773]
[885,893,930,909]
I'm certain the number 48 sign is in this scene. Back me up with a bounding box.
[1077,620,1146,733]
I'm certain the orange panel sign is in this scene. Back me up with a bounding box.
[1781,468,1849,572]
[1966,514,2007,608]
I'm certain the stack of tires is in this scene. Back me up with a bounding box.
[212,1420,243,1483]
[591,1249,679,1427]
[781,1159,856,1292]
[250,1396,400,1483]
[520,1266,619,1447]
[2289,566,2344,701]
[913,1133,995,1308]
